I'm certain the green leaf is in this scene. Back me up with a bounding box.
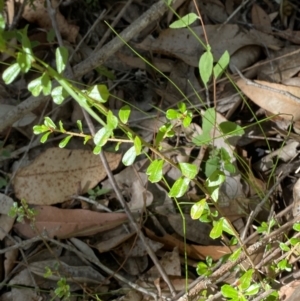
[21,30,33,57]
[106,110,118,130]
[238,269,253,291]
[244,283,260,296]
[94,127,111,147]
[33,125,49,134]
[119,105,131,123]
[207,170,225,187]
[166,109,179,120]
[77,120,83,132]
[220,147,231,161]
[169,177,190,198]
[178,102,186,113]
[221,284,238,298]
[40,131,51,143]
[122,146,136,166]
[206,185,219,203]
[191,198,206,220]
[210,219,223,239]
[279,242,290,252]
[219,121,244,136]
[202,108,216,132]
[169,13,198,28]
[224,162,235,174]
[257,221,268,234]
[134,136,142,155]
[93,144,102,155]
[182,114,192,128]
[221,218,235,236]
[146,159,164,183]
[84,136,91,145]
[179,162,198,179]
[0,13,5,31]
[47,29,56,43]
[192,108,216,146]
[290,238,300,246]
[2,63,21,84]
[44,117,56,129]
[51,86,69,105]
[41,73,52,96]
[213,50,230,79]
[205,156,219,177]
[59,135,72,148]
[87,84,109,103]
[196,262,211,276]
[199,45,213,88]
[229,247,241,262]
[17,52,31,73]
[55,46,68,74]
[155,123,175,146]
[28,76,43,96]
[293,223,300,232]
[58,121,64,132]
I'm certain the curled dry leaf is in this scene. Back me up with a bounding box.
[22,0,78,43]
[237,78,300,121]
[13,148,122,205]
[14,205,128,239]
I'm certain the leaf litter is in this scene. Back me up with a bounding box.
[1,0,300,300]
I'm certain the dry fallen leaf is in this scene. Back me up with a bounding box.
[14,205,128,239]
[13,148,122,205]
[237,78,300,121]
[251,4,272,33]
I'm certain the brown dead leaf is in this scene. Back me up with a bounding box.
[279,280,300,301]
[14,205,128,239]
[237,78,300,121]
[22,0,78,43]
[13,148,121,205]
[251,4,272,33]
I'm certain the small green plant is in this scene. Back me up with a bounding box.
[196,256,215,277]
[8,199,38,222]
[44,267,71,301]
[221,270,260,301]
